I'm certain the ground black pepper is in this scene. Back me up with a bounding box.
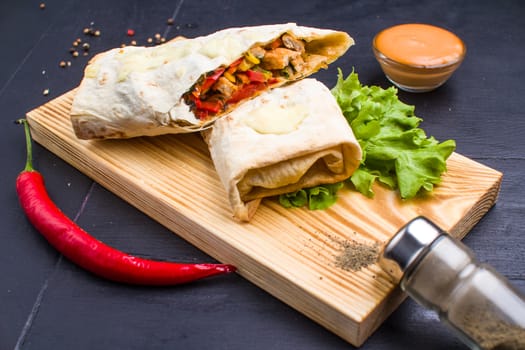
[335,239,380,272]
[461,304,525,350]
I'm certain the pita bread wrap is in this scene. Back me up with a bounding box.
[70,23,353,139]
[203,79,362,221]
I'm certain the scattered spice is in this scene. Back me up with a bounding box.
[42,88,49,96]
[130,40,137,46]
[335,239,380,272]
[167,18,175,25]
[82,42,90,51]
[59,61,66,68]
[39,3,45,9]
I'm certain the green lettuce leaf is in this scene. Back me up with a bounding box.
[333,68,455,199]
[279,182,343,210]
[279,69,456,209]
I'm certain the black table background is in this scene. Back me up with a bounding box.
[1,1,524,349]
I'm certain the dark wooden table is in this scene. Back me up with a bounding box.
[2,1,524,349]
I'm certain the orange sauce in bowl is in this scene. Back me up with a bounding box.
[374,24,465,67]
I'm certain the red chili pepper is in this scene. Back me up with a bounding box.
[15,120,236,285]
[127,29,135,37]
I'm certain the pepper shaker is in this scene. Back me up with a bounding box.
[379,216,525,350]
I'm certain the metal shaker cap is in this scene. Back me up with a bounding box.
[379,216,443,282]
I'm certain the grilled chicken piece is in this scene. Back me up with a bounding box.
[248,46,266,59]
[281,34,305,53]
[213,77,238,100]
[260,48,301,70]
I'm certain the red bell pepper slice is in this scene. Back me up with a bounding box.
[199,67,226,95]
[195,98,223,113]
[227,83,265,104]
[245,70,266,83]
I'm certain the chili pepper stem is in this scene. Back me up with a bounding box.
[16,119,34,172]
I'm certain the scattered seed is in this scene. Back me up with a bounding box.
[59,61,66,68]
[43,89,50,96]
[82,42,90,51]
[147,37,153,44]
[160,37,166,43]
[167,18,174,25]
[154,33,161,40]
[130,40,137,46]
[39,3,46,9]
[72,50,79,57]
[83,26,101,37]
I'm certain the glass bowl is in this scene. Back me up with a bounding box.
[372,24,466,93]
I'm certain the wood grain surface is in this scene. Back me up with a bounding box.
[25,90,502,347]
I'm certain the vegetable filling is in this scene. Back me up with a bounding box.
[183,33,328,120]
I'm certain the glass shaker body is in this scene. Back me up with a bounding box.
[380,217,525,350]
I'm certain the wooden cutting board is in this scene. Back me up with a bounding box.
[26,90,502,347]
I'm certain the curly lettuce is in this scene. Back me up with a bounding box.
[279,69,456,209]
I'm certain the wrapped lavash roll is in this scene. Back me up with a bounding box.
[70,23,353,139]
[203,78,362,221]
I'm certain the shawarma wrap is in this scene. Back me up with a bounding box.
[70,23,353,139]
[202,78,362,221]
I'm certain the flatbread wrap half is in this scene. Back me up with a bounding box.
[202,78,362,221]
[70,23,353,139]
